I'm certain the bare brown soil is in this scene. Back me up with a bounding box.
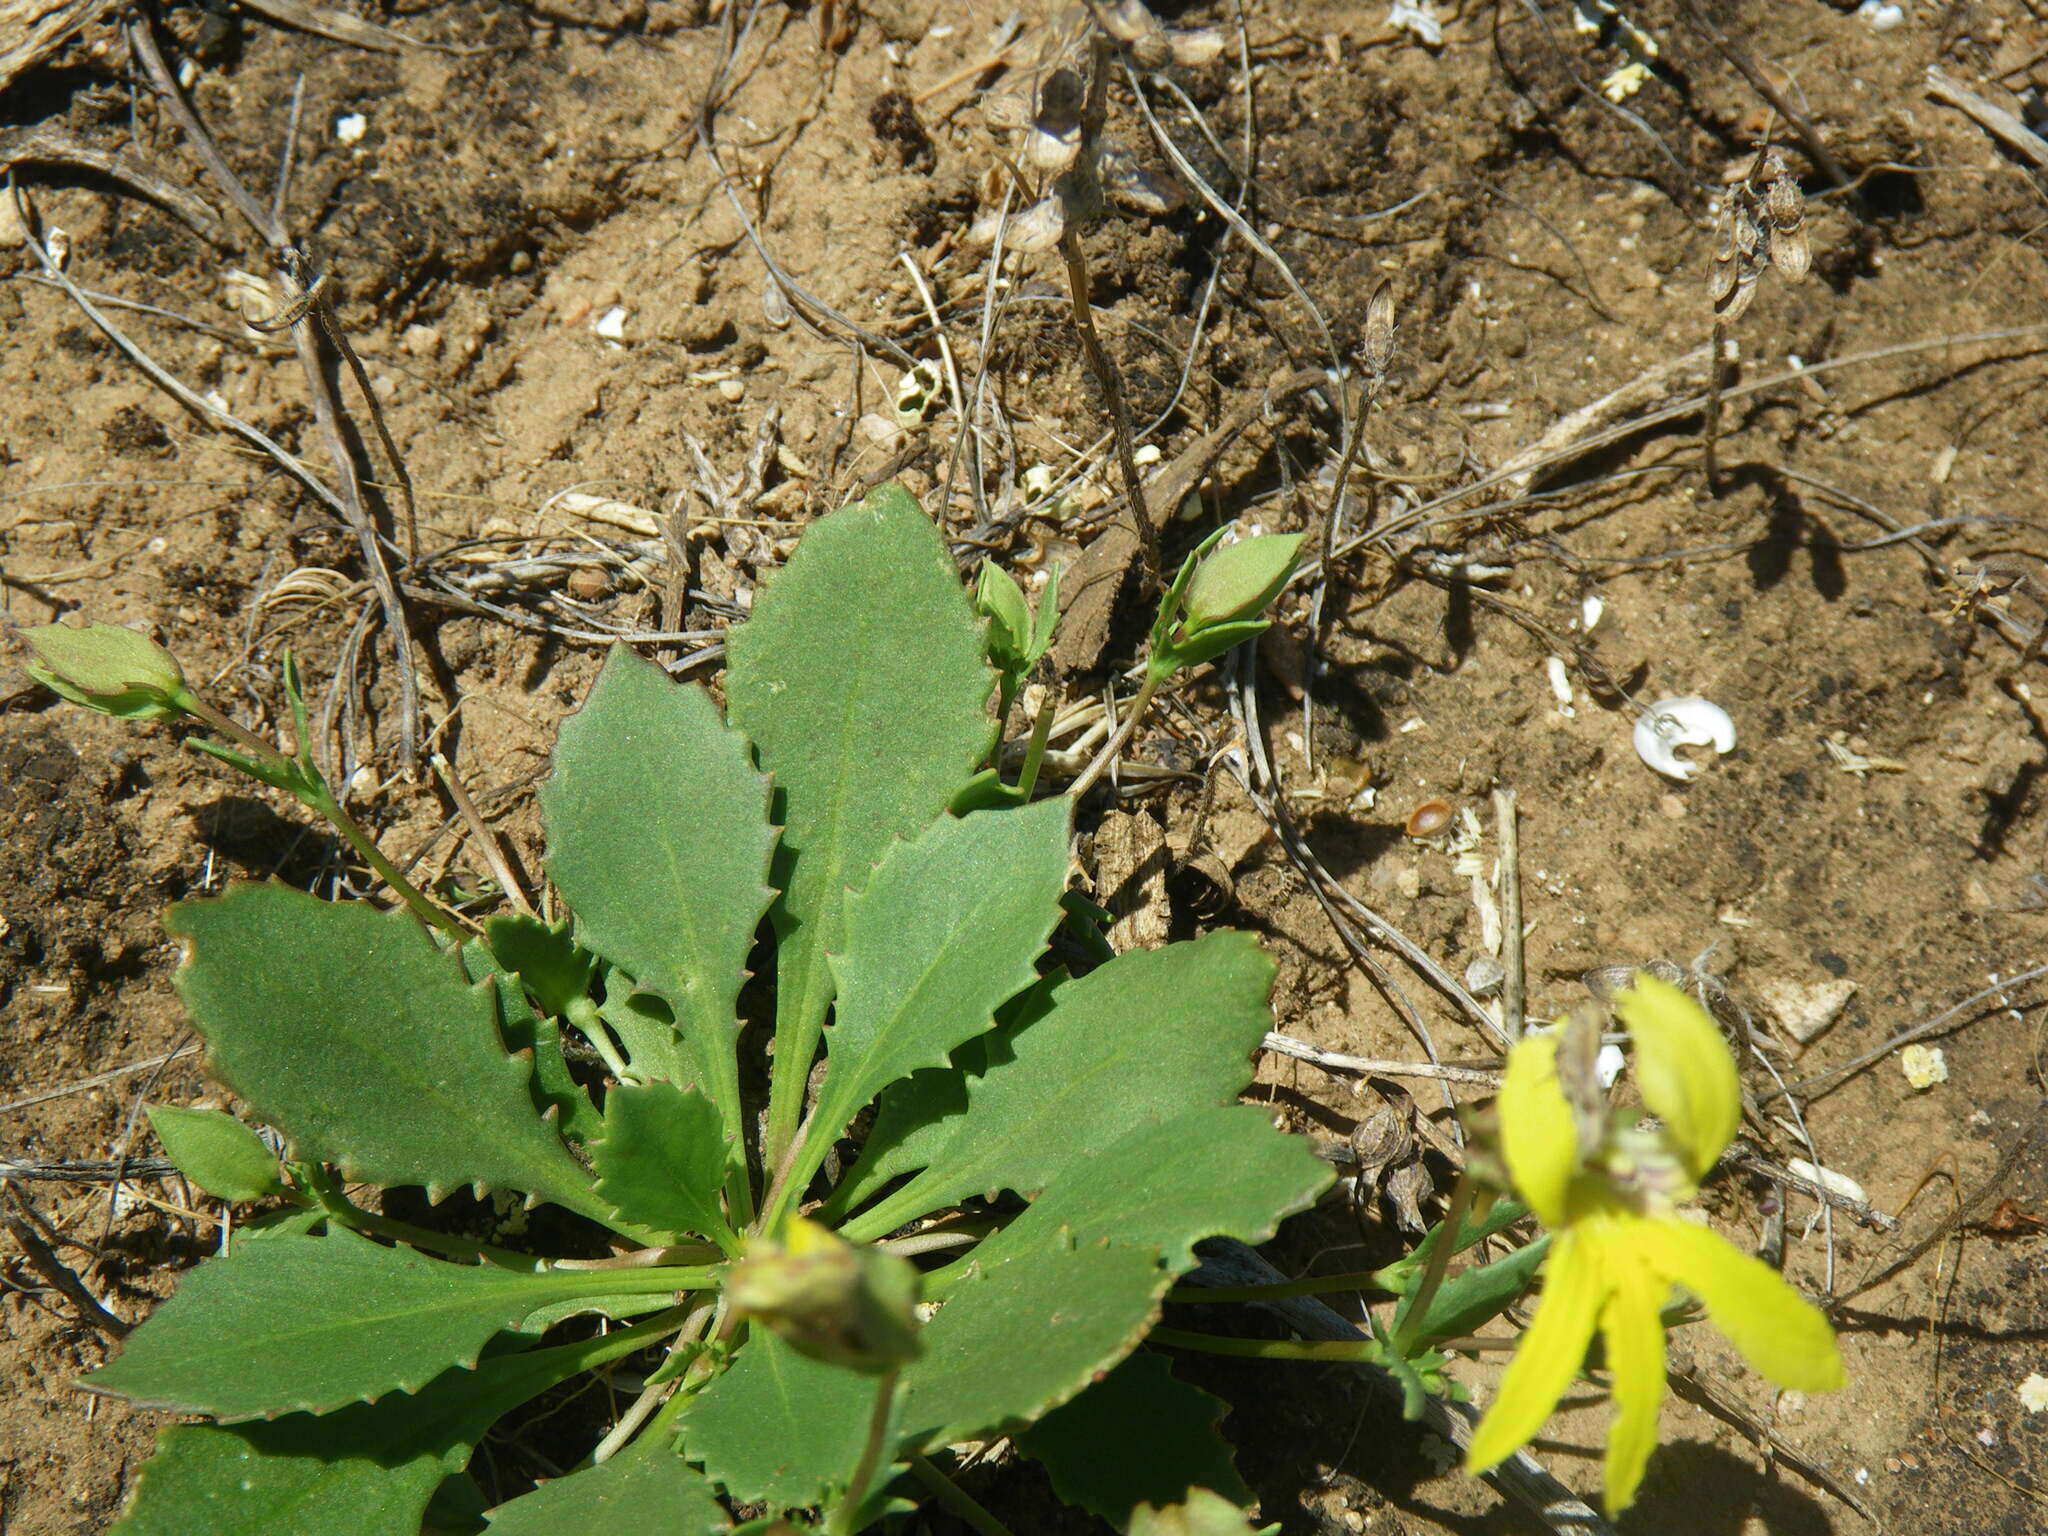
[6,2,2048,1532]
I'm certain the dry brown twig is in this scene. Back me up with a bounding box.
[118,11,427,763]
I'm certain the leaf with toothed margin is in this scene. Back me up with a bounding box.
[109,1325,642,1536]
[167,884,607,1221]
[1017,1352,1251,1529]
[781,796,1070,1198]
[893,1235,1170,1453]
[592,1082,738,1248]
[724,484,996,1162]
[462,940,601,1146]
[833,933,1277,1241]
[679,1331,876,1510]
[84,1229,642,1421]
[974,1105,1331,1279]
[483,1448,731,1533]
[540,645,778,1140]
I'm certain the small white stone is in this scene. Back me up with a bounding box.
[334,113,368,146]
[1900,1044,1948,1090]
[2020,1374,2048,1413]
[593,305,628,341]
[1546,655,1575,714]
[1759,977,1857,1045]
[1596,1042,1626,1088]
[1580,594,1605,631]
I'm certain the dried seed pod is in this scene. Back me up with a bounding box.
[1769,222,1811,282]
[1099,143,1183,215]
[1025,67,1084,172]
[1005,194,1068,255]
[1765,163,1803,230]
[1096,0,1171,66]
[1404,798,1454,838]
[979,87,1034,133]
[1364,278,1398,380]
[1169,27,1227,66]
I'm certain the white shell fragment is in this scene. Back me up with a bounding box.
[1386,1,1443,46]
[334,113,368,145]
[1633,696,1736,782]
[1786,1159,1868,1207]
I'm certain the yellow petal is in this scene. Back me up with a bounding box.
[1597,1245,1670,1513]
[1637,1217,1846,1393]
[1465,1229,1606,1475]
[1498,1031,1578,1228]
[1614,975,1739,1179]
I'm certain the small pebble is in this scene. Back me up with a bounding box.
[1900,1043,1948,1090]
[400,324,442,359]
[334,113,367,145]
[717,377,746,403]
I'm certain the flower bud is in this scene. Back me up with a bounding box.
[974,560,1032,669]
[1181,533,1303,631]
[20,621,191,721]
[727,1216,922,1374]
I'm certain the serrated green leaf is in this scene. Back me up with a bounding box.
[167,885,606,1220]
[1018,1353,1250,1529]
[463,941,601,1146]
[85,1229,630,1420]
[821,973,1064,1220]
[485,1448,730,1533]
[895,1237,1167,1449]
[785,798,1069,1202]
[144,1105,282,1202]
[1129,1488,1264,1536]
[725,484,995,1165]
[980,1106,1330,1280]
[680,1331,877,1509]
[838,934,1275,1241]
[111,1322,655,1536]
[484,914,598,1017]
[592,1082,738,1249]
[541,646,777,1141]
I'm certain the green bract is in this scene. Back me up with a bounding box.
[1181,534,1304,632]
[21,620,193,721]
[90,484,1330,1534]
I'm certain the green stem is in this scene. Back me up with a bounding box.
[179,690,468,939]
[565,997,634,1083]
[303,1168,532,1267]
[1150,1326,1387,1365]
[1165,1268,1398,1306]
[1392,1173,1473,1357]
[825,1366,901,1536]
[1067,666,1167,800]
[906,1456,1016,1536]
[1015,690,1055,801]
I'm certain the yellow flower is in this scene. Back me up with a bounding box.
[1464,977,1845,1513]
